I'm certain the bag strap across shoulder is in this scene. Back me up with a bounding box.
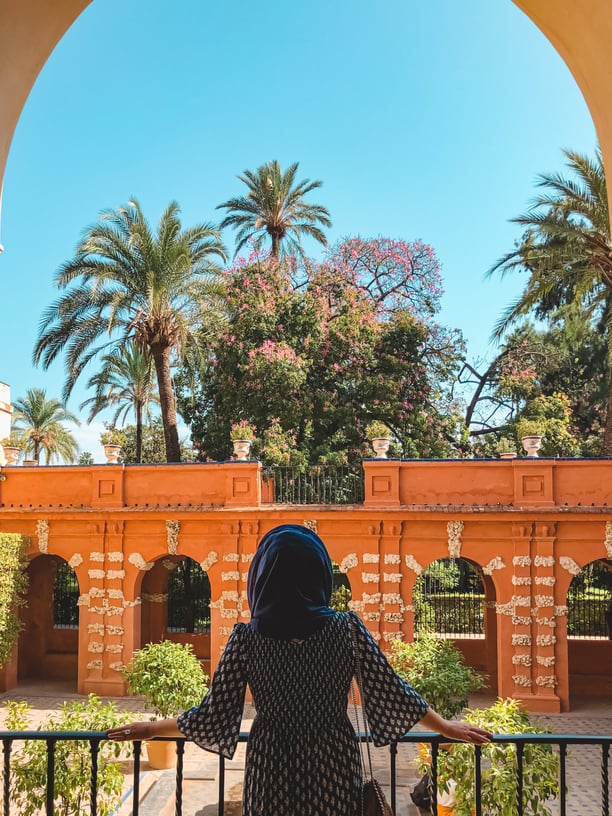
[348,612,375,781]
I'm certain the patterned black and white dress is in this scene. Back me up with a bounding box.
[177,611,428,816]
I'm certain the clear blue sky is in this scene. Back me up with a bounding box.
[0,0,597,458]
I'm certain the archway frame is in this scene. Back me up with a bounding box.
[1,1,612,236]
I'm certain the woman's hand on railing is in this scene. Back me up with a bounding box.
[418,708,492,745]
[106,718,182,741]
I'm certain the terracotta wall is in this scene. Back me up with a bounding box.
[1,458,611,712]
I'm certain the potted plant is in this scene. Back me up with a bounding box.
[495,437,517,460]
[390,634,486,809]
[1,435,22,465]
[123,640,208,768]
[100,427,127,464]
[230,420,256,461]
[365,420,392,459]
[435,697,559,815]
[517,418,545,458]
[390,634,485,721]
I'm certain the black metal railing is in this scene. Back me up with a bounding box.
[267,465,364,504]
[567,591,612,639]
[1,730,610,816]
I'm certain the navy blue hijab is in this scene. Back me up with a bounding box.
[247,524,336,640]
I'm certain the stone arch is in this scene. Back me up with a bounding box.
[565,558,612,700]
[413,556,498,693]
[139,554,211,675]
[2,2,612,240]
[18,554,79,688]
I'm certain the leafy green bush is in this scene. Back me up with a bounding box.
[0,533,29,667]
[436,698,559,816]
[5,695,133,816]
[124,640,208,719]
[390,634,484,719]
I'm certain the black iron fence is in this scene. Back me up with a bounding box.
[567,592,612,639]
[267,466,364,504]
[1,730,610,816]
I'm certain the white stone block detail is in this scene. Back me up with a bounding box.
[362,573,379,583]
[88,569,105,580]
[559,557,581,575]
[483,557,505,575]
[68,554,83,569]
[128,553,154,571]
[200,552,219,572]
[512,556,531,567]
[363,553,380,563]
[383,573,402,583]
[384,553,401,565]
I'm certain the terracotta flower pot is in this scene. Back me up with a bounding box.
[145,740,177,770]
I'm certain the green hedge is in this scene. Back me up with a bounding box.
[0,533,29,667]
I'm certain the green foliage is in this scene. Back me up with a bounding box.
[365,420,392,440]
[1,433,24,450]
[330,584,351,612]
[12,388,80,464]
[99,425,127,446]
[124,640,208,719]
[119,417,193,464]
[33,198,226,463]
[177,249,464,466]
[78,451,94,465]
[229,420,256,441]
[495,436,516,454]
[486,148,612,454]
[389,634,484,720]
[4,695,133,816]
[516,417,545,440]
[436,698,559,816]
[0,534,28,668]
[217,159,331,259]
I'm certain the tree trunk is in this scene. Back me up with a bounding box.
[135,401,143,464]
[150,344,181,462]
[601,369,612,456]
[270,231,280,259]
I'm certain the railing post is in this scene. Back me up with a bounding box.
[45,738,56,816]
[2,739,11,816]
[89,738,100,816]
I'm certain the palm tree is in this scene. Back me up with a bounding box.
[80,343,159,463]
[33,199,226,462]
[217,160,332,259]
[487,148,612,454]
[12,388,80,464]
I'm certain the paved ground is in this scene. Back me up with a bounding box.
[0,685,610,815]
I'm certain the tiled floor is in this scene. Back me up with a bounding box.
[0,686,610,815]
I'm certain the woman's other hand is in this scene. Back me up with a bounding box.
[106,721,154,741]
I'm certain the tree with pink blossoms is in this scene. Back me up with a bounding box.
[176,241,464,466]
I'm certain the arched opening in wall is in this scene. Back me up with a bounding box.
[331,562,352,612]
[140,555,211,676]
[566,558,612,699]
[413,558,498,692]
[18,555,79,688]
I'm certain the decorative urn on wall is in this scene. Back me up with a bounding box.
[365,421,393,459]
